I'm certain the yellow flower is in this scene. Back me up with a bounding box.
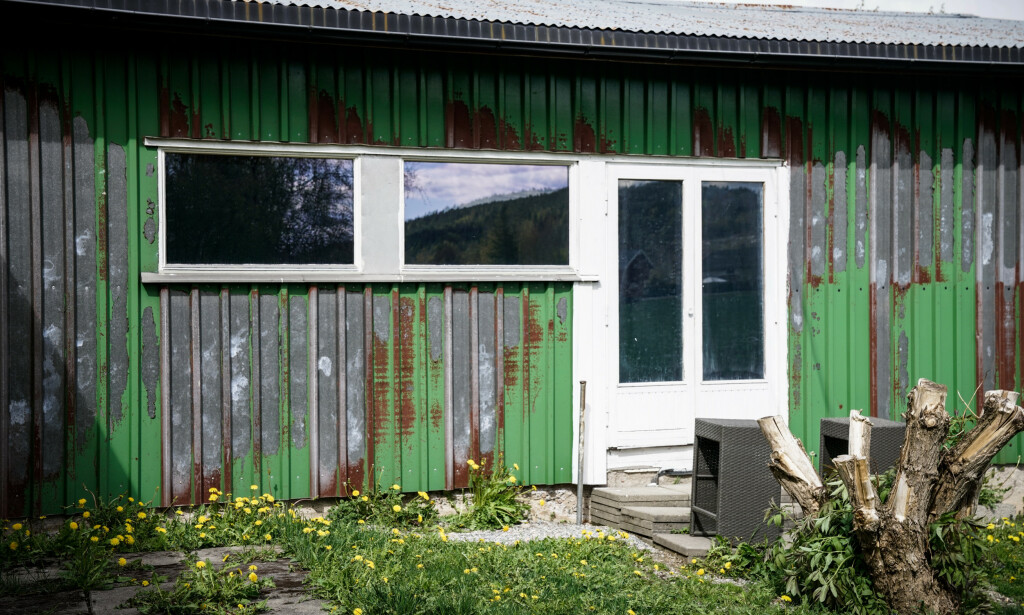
[175,510,183,516]
[8,541,17,550]
[116,506,123,512]
[633,570,642,576]
[69,522,78,530]
[392,484,401,490]
[325,545,332,551]
[248,572,258,582]
[209,494,219,502]
[357,520,365,525]
[12,523,22,531]
[90,536,99,543]
[137,512,146,520]
[249,565,258,571]
[628,611,636,615]
[417,514,423,524]
[503,525,510,532]
[351,489,360,496]
[250,484,259,490]
[196,561,207,569]
[988,535,995,542]
[118,557,127,566]
[697,569,705,576]
[508,476,517,484]
[82,511,90,519]
[142,580,149,587]
[353,609,363,615]
[264,533,272,541]
[110,537,121,547]
[366,561,375,569]
[418,491,429,500]
[199,533,206,539]
[392,505,402,513]
[78,498,87,506]
[417,563,423,569]
[513,463,519,471]
[781,595,792,603]
[254,520,263,526]
[691,558,697,564]
[725,562,731,569]
[539,500,546,506]
[361,496,369,502]
[156,527,167,534]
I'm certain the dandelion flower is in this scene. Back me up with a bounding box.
[357,520,365,525]
[725,562,731,569]
[250,484,259,490]
[116,506,124,512]
[539,500,546,506]
[90,536,99,543]
[83,511,91,518]
[508,476,517,483]
[392,484,401,490]
[264,533,272,541]
[8,542,17,550]
[78,498,87,506]
[353,609,363,615]
[137,512,147,520]
[503,525,510,532]
[392,505,403,513]
[142,580,149,587]
[361,496,369,502]
[697,569,705,576]
[196,561,207,569]
[780,595,792,603]
[69,522,78,530]
[118,558,127,566]
[110,537,121,547]
[513,463,519,471]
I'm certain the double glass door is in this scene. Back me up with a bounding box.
[606,164,783,448]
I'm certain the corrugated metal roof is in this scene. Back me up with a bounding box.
[246,0,1024,49]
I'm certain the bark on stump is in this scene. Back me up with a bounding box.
[759,378,1024,615]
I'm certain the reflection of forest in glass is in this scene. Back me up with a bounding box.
[618,180,683,383]
[165,153,354,265]
[404,162,569,265]
[702,182,763,381]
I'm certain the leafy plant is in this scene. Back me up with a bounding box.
[327,476,437,529]
[129,555,274,615]
[448,457,530,530]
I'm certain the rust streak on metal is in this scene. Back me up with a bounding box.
[190,288,202,504]
[995,281,1017,391]
[337,285,348,497]
[573,115,597,153]
[158,86,171,137]
[220,288,232,497]
[475,105,498,149]
[469,287,481,465]
[345,106,364,144]
[498,115,522,151]
[363,288,375,489]
[169,93,189,139]
[717,125,736,158]
[495,287,506,460]
[446,99,471,149]
[398,296,417,441]
[308,286,319,498]
[694,107,714,157]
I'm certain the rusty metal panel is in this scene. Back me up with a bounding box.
[5,38,1024,515]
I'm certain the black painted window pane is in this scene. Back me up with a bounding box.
[404,162,569,265]
[702,182,764,381]
[618,180,683,383]
[165,153,354,265]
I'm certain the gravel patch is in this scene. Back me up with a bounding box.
[441,520,655,552]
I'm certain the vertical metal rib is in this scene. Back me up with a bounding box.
[28,82,43,514]
[495,286,505,459]
[308,286,319,498]
[250,289,262,481]
[443,285,454,490]
[159,287,171,506]
[337,285,348,493]
[190,287,202,502]
[363,287,374,489]
[219,288,231,495]
[0,83,9,517]
[469,286,480,463]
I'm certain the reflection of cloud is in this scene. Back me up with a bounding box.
[405,162,567,220]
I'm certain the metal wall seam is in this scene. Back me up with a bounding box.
[0,82,9,517]
[308,285,319,498]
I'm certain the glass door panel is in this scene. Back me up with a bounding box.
[700,181,764,381]
[618,180,683,383]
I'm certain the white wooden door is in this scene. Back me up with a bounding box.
[604,162,787,454]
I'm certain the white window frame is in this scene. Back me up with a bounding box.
[143,139,585,283]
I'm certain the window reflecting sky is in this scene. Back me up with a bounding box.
[404,162,568,220]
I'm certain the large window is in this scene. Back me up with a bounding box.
[151,142,577,281]
[164,152,354,266]
[404,162,569,266]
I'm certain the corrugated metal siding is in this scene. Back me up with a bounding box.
[1,34,1022,514]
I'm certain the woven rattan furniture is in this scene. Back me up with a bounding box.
[690,418,781,544]
[819,416,906,476]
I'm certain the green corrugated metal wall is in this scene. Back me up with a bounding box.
[1,33,1022,514]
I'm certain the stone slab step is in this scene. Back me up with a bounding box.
[589,512,621,527]
[620,506,691,523]
[591,487,688,507]
[590,501,623,520]
[653,533,712,558]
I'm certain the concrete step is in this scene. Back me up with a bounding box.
[653,533,712,558]
[620,506,691,534]
[591,486,690,509]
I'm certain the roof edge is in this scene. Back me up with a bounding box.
[6,0,1023,66]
